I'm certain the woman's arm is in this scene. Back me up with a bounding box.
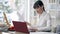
[37,14,51,31]
[37,20,51,31]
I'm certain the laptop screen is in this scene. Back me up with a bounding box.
[12,21,29,33]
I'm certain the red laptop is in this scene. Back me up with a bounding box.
[12,21,30,34]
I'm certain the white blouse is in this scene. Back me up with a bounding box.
[11,11,51,31]
[31,11,51,31]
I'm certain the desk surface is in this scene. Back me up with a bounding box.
[2,32,57,34]
[30,32,57,34]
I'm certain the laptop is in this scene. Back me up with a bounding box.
[12,21,30,34]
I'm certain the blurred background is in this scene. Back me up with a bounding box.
[0,0,60,32]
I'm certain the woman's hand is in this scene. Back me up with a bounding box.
[29,27,38,32]
[25,22,31,26]
[25,22,38,32]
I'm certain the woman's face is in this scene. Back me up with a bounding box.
[35,6,43,14]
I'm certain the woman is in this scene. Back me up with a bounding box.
[28,0,51,32]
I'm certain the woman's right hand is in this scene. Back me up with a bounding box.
[29,27,38,32]
[25,22,31,26]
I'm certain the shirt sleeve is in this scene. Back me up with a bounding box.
[37,14,51,31]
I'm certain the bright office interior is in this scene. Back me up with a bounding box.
[0,0,60,34]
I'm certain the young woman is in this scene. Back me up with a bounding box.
[17,0,51,32]
[28,0,51,32]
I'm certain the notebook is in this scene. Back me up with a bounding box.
[12,21,30,33]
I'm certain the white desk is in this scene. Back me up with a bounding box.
[30,32,57,34]
[2,32,57,34]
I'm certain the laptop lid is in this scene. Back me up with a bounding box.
[12,21,29,33]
